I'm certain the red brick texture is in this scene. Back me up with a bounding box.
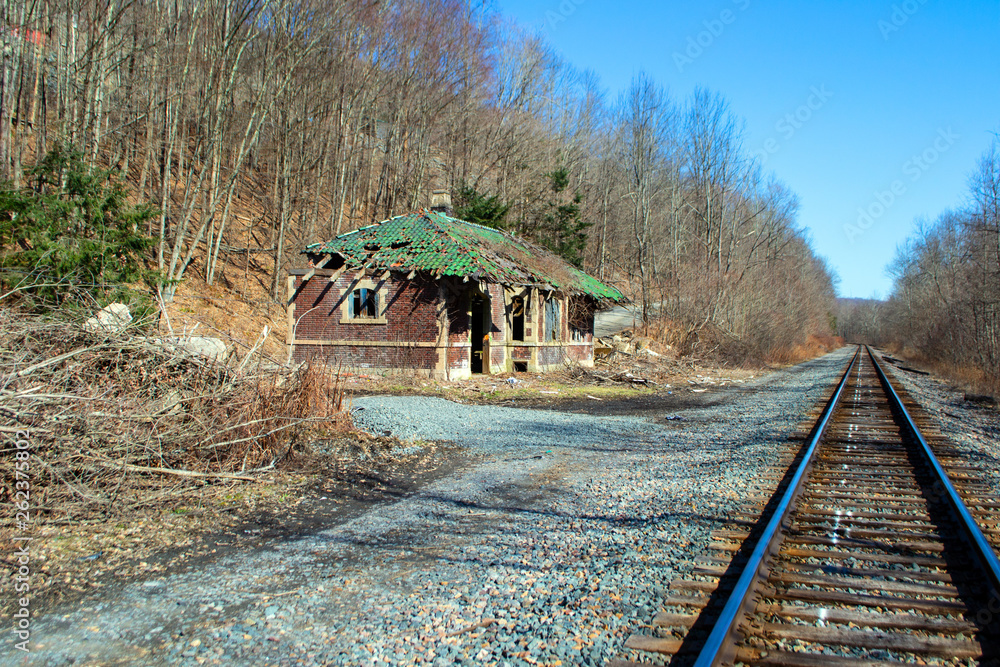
[288,271,599,375]
[291,273,440,370]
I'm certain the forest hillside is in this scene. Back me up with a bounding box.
[0,0,839,361]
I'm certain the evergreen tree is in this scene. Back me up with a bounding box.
[538,167,591,268]
[454,184,511,229]
[0,145,160,312]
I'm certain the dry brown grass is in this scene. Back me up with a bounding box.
[765,333,846,365]
[161,272,289,360]
[639,316,843,367]
[883,344,999,399]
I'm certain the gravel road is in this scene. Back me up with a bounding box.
[15,348,854,667]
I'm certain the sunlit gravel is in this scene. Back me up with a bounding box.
[24,349,854,666]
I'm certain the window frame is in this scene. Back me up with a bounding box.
[353,288,378,319]
[568,298,592,343]
[339,279,388,325]
[544,295,561,342]
[510,295,526,342]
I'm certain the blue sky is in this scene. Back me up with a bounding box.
[493,0,1000,299]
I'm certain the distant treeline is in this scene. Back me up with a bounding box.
[838,138,1000,389]
[0,0,835,358]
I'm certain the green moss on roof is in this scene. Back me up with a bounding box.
[304,210,624,302]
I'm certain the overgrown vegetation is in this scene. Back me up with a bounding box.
[0,145,159,312]
[0,309,351,521]
[454,184,512,230]
[535,168,590,268]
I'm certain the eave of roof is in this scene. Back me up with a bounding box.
[304,210,624,302]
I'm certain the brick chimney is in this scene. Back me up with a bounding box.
[430,189,453,216]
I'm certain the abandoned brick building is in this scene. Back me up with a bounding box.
[286,209,624,379]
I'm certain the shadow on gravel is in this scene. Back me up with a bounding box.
[314,501,737,574]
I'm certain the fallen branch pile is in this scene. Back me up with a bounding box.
[557,364,658,387]
[0,309,350,521]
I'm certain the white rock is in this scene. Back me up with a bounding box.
[83,303,132,333]
[145,336,229,363]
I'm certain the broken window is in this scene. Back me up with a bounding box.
[569,298,592,342]
[544,296,560,342]
[350,288,379,319]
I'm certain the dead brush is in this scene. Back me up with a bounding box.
[196,362,351,470]
[0,308,353,522]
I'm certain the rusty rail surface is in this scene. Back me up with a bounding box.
[616,346,1000,666]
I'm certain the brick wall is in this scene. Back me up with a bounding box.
[445,287,469,374]
[291,272,440,370]
[489,284,505,342]
[294,345,438,370]
[510,346,531,361]
[289,270,599,374]
[566,343,593,364]
[447,347,470,373]
[447,289,469,344]
[539,346,567,367]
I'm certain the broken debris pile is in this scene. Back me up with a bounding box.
[558,364,656,387]
[0,308,351,522]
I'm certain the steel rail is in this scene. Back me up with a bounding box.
[866,345,1000,594]
[691,347,861,667]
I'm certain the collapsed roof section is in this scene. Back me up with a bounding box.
[303,209,625,303]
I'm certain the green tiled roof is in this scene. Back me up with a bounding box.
[304,210,624,302]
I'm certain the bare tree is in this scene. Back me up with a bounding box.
[0,0,840,362]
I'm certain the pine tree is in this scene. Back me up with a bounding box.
[454,184,512,229]
[538,167,591,268]
[0,145,160,311]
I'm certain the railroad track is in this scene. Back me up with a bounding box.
[615,346,1000,666]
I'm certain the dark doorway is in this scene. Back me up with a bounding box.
[511,296,525,342]
[471,294,490,374]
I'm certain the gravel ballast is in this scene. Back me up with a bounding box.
[19,349,855,667]
[875,355,1000,498]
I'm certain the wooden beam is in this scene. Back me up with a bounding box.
[328,266,346,283]
[286,275,297,365]
[352,266,367,282]
[406,270,416,280]
[380,270,391,281]
[301,255,333,283]
[287,274,309,308]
